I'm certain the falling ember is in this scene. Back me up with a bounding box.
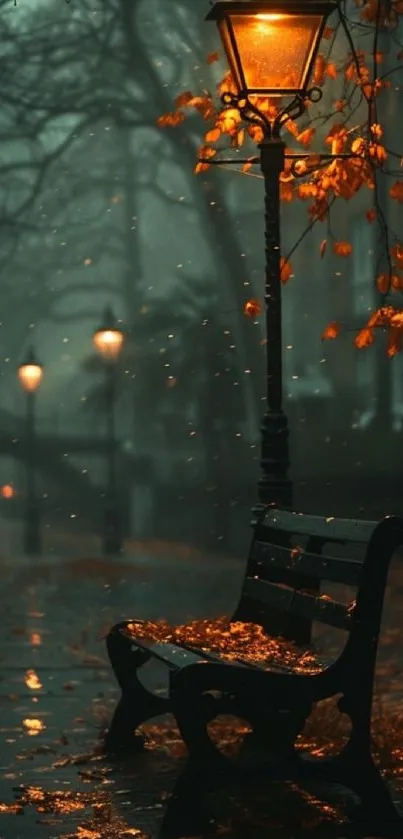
[24,669,42,690]
[123,617,322,672]
[1,484,14,499]
[243,298,261,318]
[22,718,45,736]
[30,632,42,646]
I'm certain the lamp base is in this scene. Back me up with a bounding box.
[252,410,293,523]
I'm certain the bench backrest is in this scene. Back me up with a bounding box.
[233,508,403,646]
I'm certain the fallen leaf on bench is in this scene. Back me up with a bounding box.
[123,617,322,671]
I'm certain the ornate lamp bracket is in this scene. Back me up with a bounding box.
[221,87,323,140]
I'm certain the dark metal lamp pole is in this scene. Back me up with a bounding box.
[93,306,125,555]
[220,88,323,516]
[205,0,336,514]
[18,348,43,556]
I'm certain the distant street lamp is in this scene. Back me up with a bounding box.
[206,0,336,514]
[93,306,125,554]
[18,348,43,555]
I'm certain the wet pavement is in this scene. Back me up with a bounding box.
[0,537,403,838]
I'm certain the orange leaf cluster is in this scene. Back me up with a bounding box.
[155,46,403,354]
[355,307,403,356]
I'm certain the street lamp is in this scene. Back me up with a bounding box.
[18,347,43,555]
[93,305,125,554]
[206,0,336,514]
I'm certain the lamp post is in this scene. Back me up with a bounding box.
[17,348,43,555]
[93,305,125,554]
[206,0,336,516]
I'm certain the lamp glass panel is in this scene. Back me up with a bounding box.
[218,19,244,89]
[229,13,322,92]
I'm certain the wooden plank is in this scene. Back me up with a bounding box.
[243,578,352,631]
[127,639,212,670]
[250,541,362,586]
[262,509,377,544]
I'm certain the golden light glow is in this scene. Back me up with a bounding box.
[123,617,322,672]
[229,13,322,92]
[255,13,286,20]
[18,363,43,392]
[93,328,124,361]
[22,718,45,736]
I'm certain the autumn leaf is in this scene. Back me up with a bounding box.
[313,54,326,86]
[376,273,390,294]
[194,145,217,174]
[236,128,245,147]
[280,182,294,202]
[156,111,185,128]
[280,257,293,284]
[244,299,261,317]
[296,127,315,147]
[369,142,387,163]
[174,91,193,109]
[334,99,346,112]
[391,275,403,290]
[391,243,403,267]
[355,328,374,349]
[320,239,327,258]
[298,183,318,200]
[242,161,253,173]
[325,62,338,79]
[204,127,221,143]
[323,25,335,39]
[366,208,376,223]
[321,321,340,340]
[207,51,220,64]
[187,96,215,120]
[371,122,383,139]
[387,327,403,357]
[390,182,403,202]
[345,61,356,82]
[333,241,352,257]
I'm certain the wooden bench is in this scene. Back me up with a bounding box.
[105,509,403,832]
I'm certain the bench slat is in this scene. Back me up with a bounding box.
[128,638,210,669]
[243,577,352,631]
[251,541,362,586]
[262,509,377,544]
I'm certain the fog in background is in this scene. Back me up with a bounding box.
[0,0,402,558]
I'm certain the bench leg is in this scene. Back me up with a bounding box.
[172,688,229,763]
[298,747,401,831]
[105,627,171,753]
[336,689,402,829]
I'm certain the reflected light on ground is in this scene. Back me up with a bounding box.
[22,718,45,736]
[24,669,42,690]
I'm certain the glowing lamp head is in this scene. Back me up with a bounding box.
[93,306,124,361]
[206,0,336,96]
[18,348,43,393]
